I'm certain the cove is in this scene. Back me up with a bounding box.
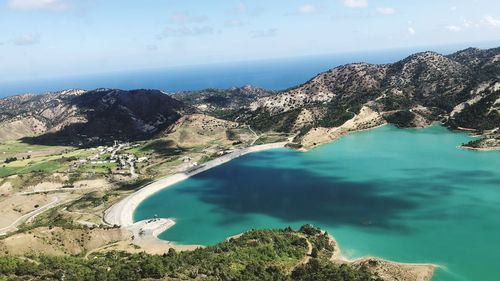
[134,125,500,281]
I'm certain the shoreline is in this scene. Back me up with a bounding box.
[457,145,500,152]
[297,123,388,152]
[327,233,436,281]
[104,142,288,227]
[102,124,485,279]
[104,123,498,244]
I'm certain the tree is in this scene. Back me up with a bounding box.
[311,247,319,258]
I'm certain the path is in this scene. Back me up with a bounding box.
[60,207,110,227]
[287,234,313,274]
[19,186,100,195]
[247,125,260,146]
[297,235,313,266]
[126,156,138,178]
[0,196,60,235]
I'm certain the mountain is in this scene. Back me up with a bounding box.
[0,47,498,148]
[173,85,274,118]
[227,48,499,147]
[0,89,191,145]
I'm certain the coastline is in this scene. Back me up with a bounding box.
[457,145,500,151]
[223,230,436,281]
[101,124,488,280]
[327,233,436,281]
[104,123,497,244]
[104,142,288,227]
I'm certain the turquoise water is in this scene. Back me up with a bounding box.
[135,125,500,281]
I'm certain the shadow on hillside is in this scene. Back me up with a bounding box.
[18,88,186,147]
[19,121,164,148]
[139,139,184,157]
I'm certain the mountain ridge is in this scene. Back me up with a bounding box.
[0,46,498,148]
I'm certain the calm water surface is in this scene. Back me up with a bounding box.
[135,125,500,281]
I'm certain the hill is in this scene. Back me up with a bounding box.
[220,48,500,148]
[0,225,434,281]
[0,47,498,149]
[0,89,191,146]
[173,85,274,119]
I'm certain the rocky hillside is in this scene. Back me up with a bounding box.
[0,47,498,148]
[230,47,499,147]
[0,89,191,145]
[173,85,273,118]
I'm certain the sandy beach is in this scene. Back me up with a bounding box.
[327,233,436,281]
[104,142,288,227]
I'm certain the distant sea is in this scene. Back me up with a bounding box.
[0,44,481,98]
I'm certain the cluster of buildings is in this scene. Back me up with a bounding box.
[74,141,148,177]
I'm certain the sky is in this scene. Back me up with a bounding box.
[1,0,500,82]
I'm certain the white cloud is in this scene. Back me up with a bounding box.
[376,7,396,15]
[224,19,244,27]
[343,0,368,8]
[159,12,213,39]
[445,25,462,32]
[481,15,500,28]
[297,4,318,14]
[8,0,68,11]
[157,26,213,39]
[407,27,416,35]
[237,2,247,13]
[146,44,158,51]
[231,2,262,17]
[169,12,207,24]
[251,28,277,38]
[13,33,40,45]
[445,17,500,33]
[463,19,473,28]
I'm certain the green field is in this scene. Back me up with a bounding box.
[0,141,69,161]
[253,132,290,145]
[0,142,99,178]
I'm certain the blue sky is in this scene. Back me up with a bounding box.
[1,0,500,82]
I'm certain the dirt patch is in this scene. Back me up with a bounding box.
[0,194,57,229]
[0,226,129,256]
[300,106,386,149]
[167,114,239,147]
[352,258,435,281]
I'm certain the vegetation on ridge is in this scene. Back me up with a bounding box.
[0,226,381,281]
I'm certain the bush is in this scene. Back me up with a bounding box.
[4,157,17,164]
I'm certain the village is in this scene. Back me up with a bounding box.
[73,141,147,179]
